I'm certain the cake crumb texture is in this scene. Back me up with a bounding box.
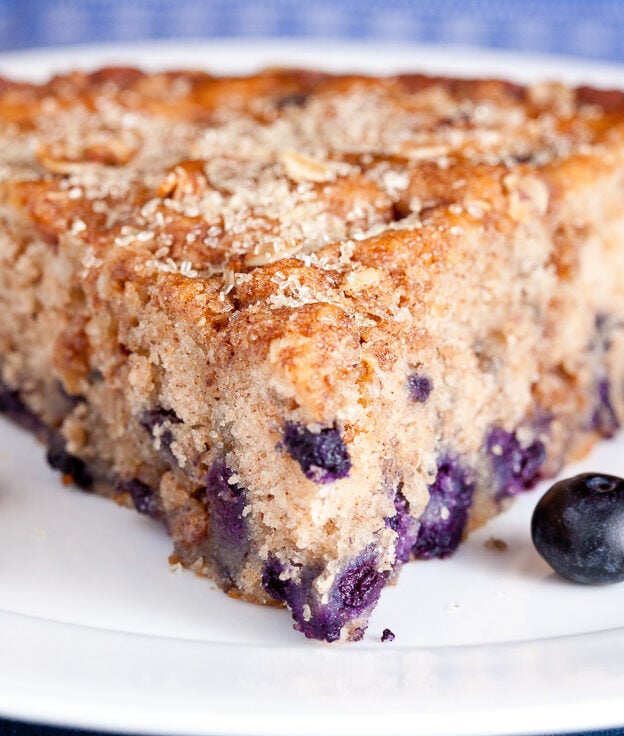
[0,67,623,641]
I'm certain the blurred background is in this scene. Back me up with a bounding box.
[0,0,623,63]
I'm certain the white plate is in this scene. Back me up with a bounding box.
[1,40,624,736]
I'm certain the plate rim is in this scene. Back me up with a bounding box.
[1,606,624,736]
[0,37,624,84]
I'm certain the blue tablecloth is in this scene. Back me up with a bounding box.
[0,2,623,735]
[3,722,622,736]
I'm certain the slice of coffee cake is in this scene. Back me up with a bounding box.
[0,67,622,641]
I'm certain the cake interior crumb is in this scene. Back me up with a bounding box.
[484,537,509,552]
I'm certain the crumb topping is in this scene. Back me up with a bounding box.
[0,69,621,320]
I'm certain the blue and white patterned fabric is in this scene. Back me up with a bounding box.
[0,0,623,63]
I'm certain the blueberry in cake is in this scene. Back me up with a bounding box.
[0,67,623,641]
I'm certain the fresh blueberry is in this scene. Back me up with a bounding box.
[282,422,351,483]
[407,374,432,403]
[412,456,475,559]
[487,427,546,500]
[531,473,624,584]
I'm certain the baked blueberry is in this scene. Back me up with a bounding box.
[487,427,545,500]
[117,477,160,518]
[407,374,432,403]
[262,558,345,641]
[412,456,475,559]
[336,556,386,614]
[386,488,420,564]
[282,422,351,483]
[140,407,182,465]
[205,462,247,547]
[531,473,624,584]
[46,435,93,490]
[140,407,181,431]
[204,463,250,581]
[261,552,387,642]
[591,380,620,438]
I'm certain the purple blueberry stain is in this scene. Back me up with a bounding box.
[117,477,160,519]
[386,487,420,565]
[594,312,621,351]
[487,427,546,500]
[204,462,249,580]
[591,379,620,438]
[589,314,621,437]
[282,422,351,483]
[407,374,432,403]
[262,551,387,642]
[412,456,475,559]
[205,462,247,548]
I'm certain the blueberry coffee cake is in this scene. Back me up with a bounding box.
[0,66,623,642]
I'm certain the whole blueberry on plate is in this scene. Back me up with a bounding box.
[531,473,624,584]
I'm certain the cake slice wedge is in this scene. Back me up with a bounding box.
[0,67,623,642]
